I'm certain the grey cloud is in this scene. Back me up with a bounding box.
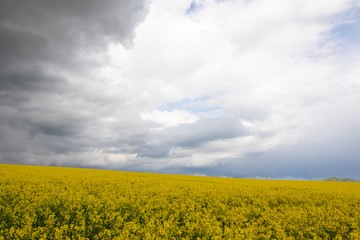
[155,103,360,179]
[29,113,85,138]
[0,0,149,165]
[154,143,360,179]
[0,0,149,77]
[0,105,90,156]
[0,24,50,65]
[127,116,249,159]
[0,0,148,48]
[136,145,170,158]
[0,67,67,95]
[98,116,249,159]
[120,101,360,179]
[165,116,248,147]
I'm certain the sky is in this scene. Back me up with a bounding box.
[0,0,360,180]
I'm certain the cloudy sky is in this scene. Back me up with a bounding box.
[1,0,360,179]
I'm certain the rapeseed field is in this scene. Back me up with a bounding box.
[0,164,359,239]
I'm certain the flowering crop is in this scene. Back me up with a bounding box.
[1,164,360,239]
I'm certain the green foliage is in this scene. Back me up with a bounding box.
[325,177,360,182]
[1,164,360,239]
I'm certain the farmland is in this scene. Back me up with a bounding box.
[1,164,360,239]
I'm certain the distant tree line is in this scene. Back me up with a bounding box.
[325,177,360,182]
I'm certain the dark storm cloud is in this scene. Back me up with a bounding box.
[0,67,67,94]
[0,0,149,98]
[126,116,249,158]
[165,116,248,147]
[0,0,149,165]
[0,0,149,78]
[0,0,147,48]
[0,105,90,156]
[136,145,171,158]
[0,24,50,64]
[98,115,249,159]
[210,138,360,180]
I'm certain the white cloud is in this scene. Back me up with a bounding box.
[107,0,360,177]
[141,109,198,127]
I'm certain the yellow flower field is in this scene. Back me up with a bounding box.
[0,164,360,239]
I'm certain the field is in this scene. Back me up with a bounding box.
[1,164,360,239]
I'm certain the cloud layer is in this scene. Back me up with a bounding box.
[1,0,360,179]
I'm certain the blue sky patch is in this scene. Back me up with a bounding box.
[186,1,200,15]
[158,96,221,113]
[331,7,360,51]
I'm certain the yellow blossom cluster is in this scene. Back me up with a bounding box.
[1,164,360,239]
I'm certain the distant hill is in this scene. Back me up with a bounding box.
[325,177,360,182]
